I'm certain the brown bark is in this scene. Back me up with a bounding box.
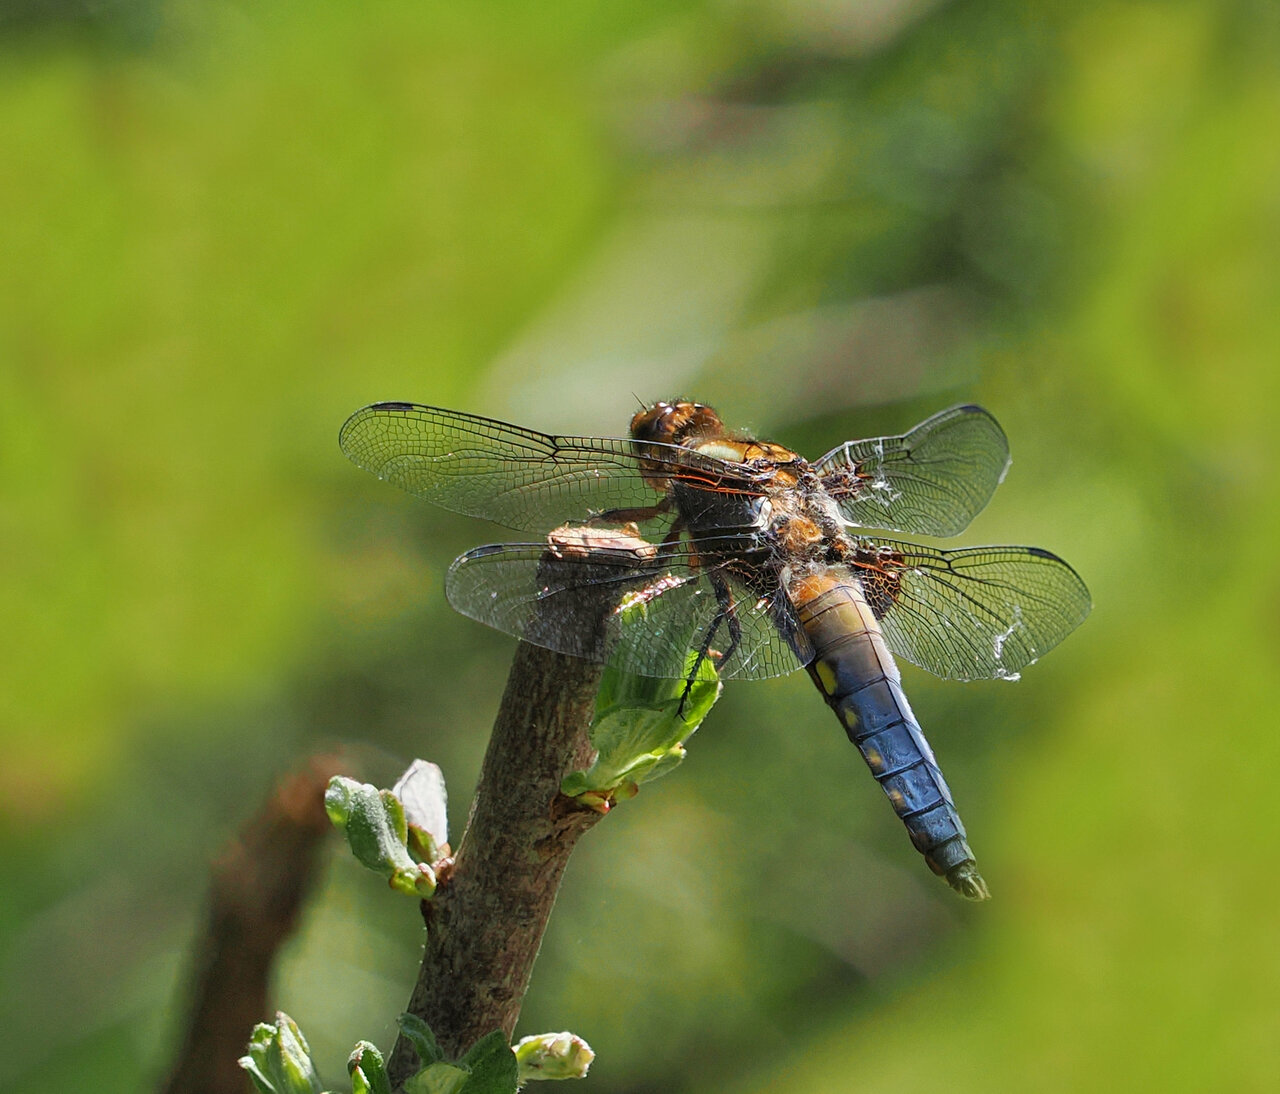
[160,753,348,1094]
[385,639,606,1082]
[385,525,653,1084]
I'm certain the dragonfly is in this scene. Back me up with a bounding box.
[340,399,1091,900]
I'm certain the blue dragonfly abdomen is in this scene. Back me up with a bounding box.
[790,567,989,900]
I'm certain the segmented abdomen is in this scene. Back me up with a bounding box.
[789,568,989,900]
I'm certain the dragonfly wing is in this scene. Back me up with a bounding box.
[852,540,1091,681]
[340,402,748,534]
[815,405,1010,537]
[445,539,812,681]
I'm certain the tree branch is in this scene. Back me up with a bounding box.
[386,526,652,1084]
[385,641,605,1082]
[160,753,347,1094]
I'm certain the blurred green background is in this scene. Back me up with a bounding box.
[2,0,1277,1090]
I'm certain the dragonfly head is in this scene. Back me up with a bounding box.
[630,400,724,448]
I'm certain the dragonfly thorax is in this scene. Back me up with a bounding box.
[672,480,771,541]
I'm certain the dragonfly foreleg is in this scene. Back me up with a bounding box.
[591,496,673,526]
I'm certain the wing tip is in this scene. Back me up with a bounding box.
[1024,547,1093,614]
[339,401,427,463]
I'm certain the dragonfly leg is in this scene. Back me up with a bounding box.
[591,497,673,526]
[709,570,743,669]
[653,515,689,557]
[679,570,740,713]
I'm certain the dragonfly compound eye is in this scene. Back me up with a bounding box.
[630,401,724,446]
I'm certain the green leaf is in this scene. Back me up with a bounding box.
[238,1012,325,1094]
[397,1013,444,1067]
[514,1031,595,1081]
[455,1031,520,1094]
[326,776,438,898]
[400,1028,519,1094]
[349,1041,392,1094]
[393,759,450,862]
[562,650,721,801]
[404,1063,471,1094]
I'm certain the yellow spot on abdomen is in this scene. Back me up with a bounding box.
[816,661,838,693]
[864,748,883,773]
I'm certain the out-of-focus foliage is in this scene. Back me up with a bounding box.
[1,0,1276,1091]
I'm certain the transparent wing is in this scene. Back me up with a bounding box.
[339,402,754,534]
[445,537,812,681]
[851,540,1091,681]
[814,405,1011,537]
